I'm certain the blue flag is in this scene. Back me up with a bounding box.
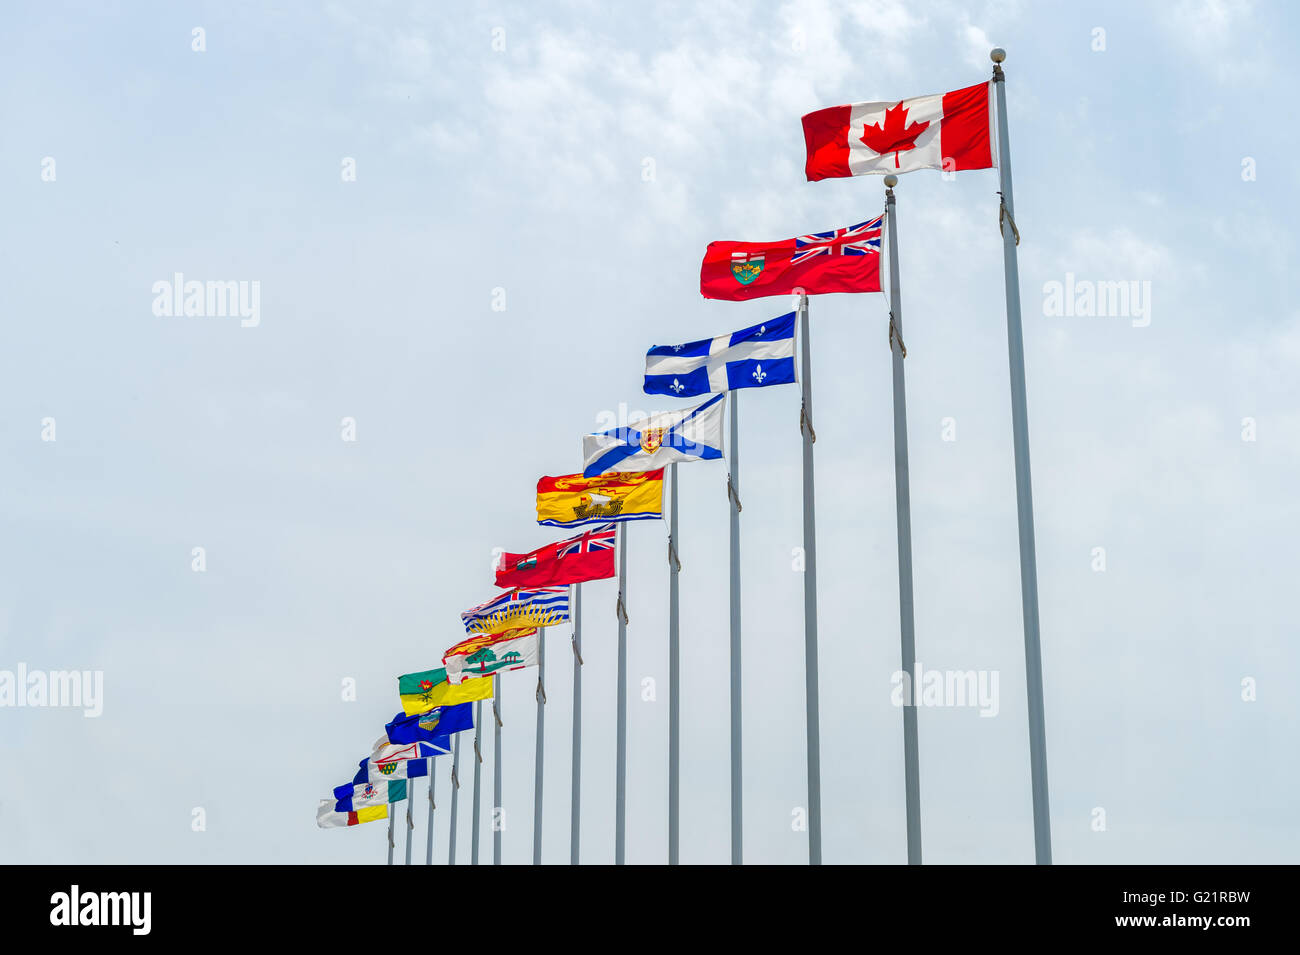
[384,704,474,745]
[644,312,796,397]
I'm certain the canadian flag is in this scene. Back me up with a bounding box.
[801,81,995,180]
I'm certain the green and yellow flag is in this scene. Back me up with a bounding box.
[398,667,496,716]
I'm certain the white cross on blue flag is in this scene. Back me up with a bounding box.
[643,312,797,398]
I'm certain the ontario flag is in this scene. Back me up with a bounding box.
[802,82,994,180]
[700,216,882,301]
[495,522,616,589]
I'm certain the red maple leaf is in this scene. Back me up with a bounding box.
[860,101,930,168]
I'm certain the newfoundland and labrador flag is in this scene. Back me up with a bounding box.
[536,469,664,528]
[332,778,408,812]
[644,313,796,398]
[317,800,388,828]
[583,393,724,477]
[495,523,616,589]
[398,666,497,716]
[700,217,882,301]
[802,82,994,180]
[353,753,432,785]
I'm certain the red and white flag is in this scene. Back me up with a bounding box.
[801,81,994,180]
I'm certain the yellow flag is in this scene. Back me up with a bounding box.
[536,469,664,528]
[399,673,496,716]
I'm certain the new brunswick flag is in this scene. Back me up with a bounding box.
[536,469,664,528]
[398,666,496,716]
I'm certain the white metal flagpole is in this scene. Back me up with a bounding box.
[668,464,681,865]
[448,736,460,864]
[493,675,503,865]
[425,758,436,865]
[570,582,583,865]
[797,292,822,865]
[404,785,414,865]
[991,47,1052,865]
[727,391,743,864]
[884,175,923,863]
[386,795,395,865]
[533,626,546,865]
[614,523,628,864]
[471,699,483,865]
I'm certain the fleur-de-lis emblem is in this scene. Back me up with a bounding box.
[752,364,767,384]
[670,378,685,394]
[672,343,685,352]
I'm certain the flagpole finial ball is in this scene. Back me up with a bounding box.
[990,47,1006,63]
[883,174,898,188]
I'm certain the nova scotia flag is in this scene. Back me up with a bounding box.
[644,312,797,397]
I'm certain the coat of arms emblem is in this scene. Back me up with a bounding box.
[640,428,666,453]
[730,251,764,285]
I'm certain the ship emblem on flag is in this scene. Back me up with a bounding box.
[791,217,882,265]
[730,251,765,285]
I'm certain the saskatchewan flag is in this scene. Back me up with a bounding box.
[398,667,496,716]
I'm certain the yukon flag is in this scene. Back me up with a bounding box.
[802,82,994,180]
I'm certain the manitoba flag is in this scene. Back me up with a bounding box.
[700,217,882,301]
[802,82,994,180]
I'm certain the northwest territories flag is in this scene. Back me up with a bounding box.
[644,314,796,398]
[583,394,725,477]
[460,587,569,635]
[332,778,407,811]
[317,800,388,828]
[353,753,432,785]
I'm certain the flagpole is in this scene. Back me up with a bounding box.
[386,798,395,865]
[992,47,1052,865]
[570,582,583,865]
[668,463,680,865]
[448,735,460,864]
[533,626,546,865]
[728,391,743,865]
[404,786,414,865]
[493,675,503,865]
[797,291,822,865]
[885,175,923,864]
[614,522,628,865]
[471,699,483,865]
[425,757,436,864]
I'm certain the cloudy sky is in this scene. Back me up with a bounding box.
[2,0,1295,864]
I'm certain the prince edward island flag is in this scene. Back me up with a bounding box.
[644,313,796,398]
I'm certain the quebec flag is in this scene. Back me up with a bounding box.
[643,312,797,398]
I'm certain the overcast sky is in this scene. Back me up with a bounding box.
[2,0,1295,864]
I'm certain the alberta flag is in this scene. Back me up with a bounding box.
[644,313,796,398]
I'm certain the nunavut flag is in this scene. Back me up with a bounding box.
[700,218,882,301]
[536,469,664,528]
[802,82,994,180]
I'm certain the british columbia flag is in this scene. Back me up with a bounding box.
[791,216,883,265]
